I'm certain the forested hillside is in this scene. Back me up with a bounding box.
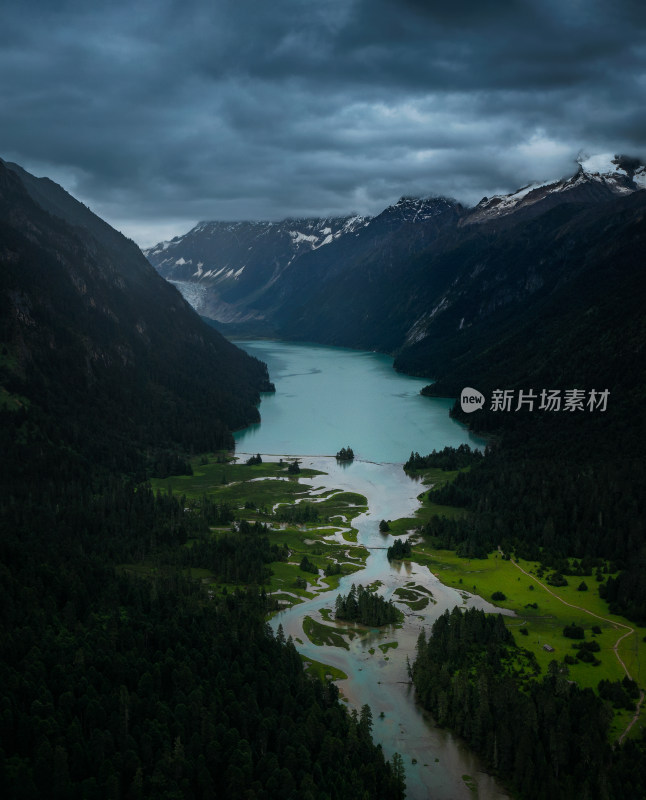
[0,160,402,799]
[0,160,274,472]
[403,189,646,793]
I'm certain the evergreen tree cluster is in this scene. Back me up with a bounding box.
[149,452,194,479]
[275,503,319,524]
[334,585,401,626]
[598,678,640,711]
[405,444,483,472]
[299,556,319,575]
[176,519,287,585]
[0,574,404,800]
[335,447,354,462]
[0,399,403,800]
[412,607,645,799]
[386,538,411,561]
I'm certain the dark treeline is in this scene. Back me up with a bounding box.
[405,444,484,472]
[299,555,319,575]
[175,519,288,585]
[335,447,354,462]
[417,446,646,619]
[149,451,194,479]
[335,585,401,626]
[0,572,403,799]
[0,459,404,799]
[0,413,403,800]
[413,607,646,799]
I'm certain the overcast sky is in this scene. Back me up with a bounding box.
[2,0,645,247]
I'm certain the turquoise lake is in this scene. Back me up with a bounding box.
[233,340,483,461]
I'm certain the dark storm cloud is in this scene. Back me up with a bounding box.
[1,0,645,245]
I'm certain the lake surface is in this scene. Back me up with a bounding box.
[233,340,483,462]
[232,340,508,800]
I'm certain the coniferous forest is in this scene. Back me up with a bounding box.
[408,361,646,795]
[413,608,646,800]
[0,369,404,800]
[0,162,405,799]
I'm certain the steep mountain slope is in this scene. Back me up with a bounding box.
[0,160,272,471]
[0,160,403,800]
[394,191,646,433]
[144,155,645,358]
[145,216,368,322]
[146,196,464,347]
[255,157,645,353]
[254,196,463,349]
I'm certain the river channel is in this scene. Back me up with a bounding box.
[233,340,510,800]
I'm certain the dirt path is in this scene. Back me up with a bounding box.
[503,549,644,744]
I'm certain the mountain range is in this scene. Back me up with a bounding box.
[145,155,646,370]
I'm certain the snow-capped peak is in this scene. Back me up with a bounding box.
[467,153,645,225]
[579,153,646,190]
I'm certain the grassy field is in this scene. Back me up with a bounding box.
[303,616,353,649]
[393,586,433,611]
[156,461,321,511]
[390,464,646,742]
[410,541,646,740]
[140,454,370,612]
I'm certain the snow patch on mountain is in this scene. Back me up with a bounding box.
[290,231,319,245]
[633,166,646,189]
[405,313,431,345]
[466,153,645,224]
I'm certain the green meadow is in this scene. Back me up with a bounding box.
[412,544,646,740]
[391,464,645,742]
[300,654,348,682]
[143,454,369,609]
